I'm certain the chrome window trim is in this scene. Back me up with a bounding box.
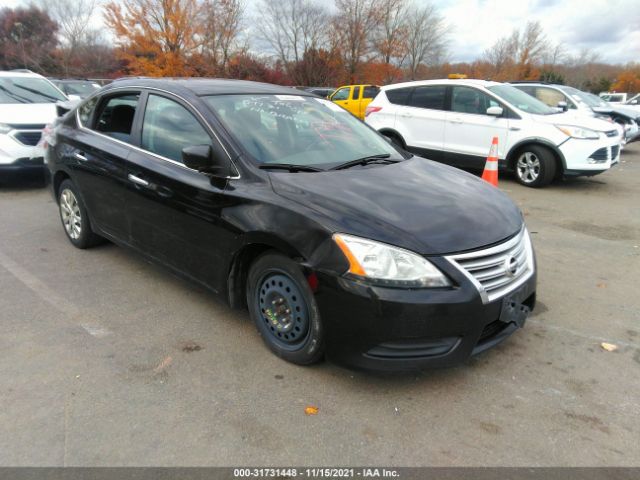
[445,227,535,305]
[75,85,240,179]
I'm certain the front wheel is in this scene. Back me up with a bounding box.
[246,252,324,365]
[514,145,556,187]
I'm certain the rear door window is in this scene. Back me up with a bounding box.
[386,88,413,106]
[94,93,140,143]
[408,86,447,110]
[141,94,212,163]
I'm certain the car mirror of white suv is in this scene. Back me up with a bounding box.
[486,106,503,116]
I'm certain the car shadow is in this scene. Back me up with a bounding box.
[0,172,47,190]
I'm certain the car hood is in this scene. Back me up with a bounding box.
[0,103,58,125]
[270,157,523,255]
[534,111,616,132]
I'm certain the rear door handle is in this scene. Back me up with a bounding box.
[128,173,150,187]
[449,117,463,124]
[509,126,521,131]
[74,152,88,161]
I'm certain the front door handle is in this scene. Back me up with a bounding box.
[128,173,150,187]
[74,152,88,161]
[509,126,521,131]
[449,117,463,124]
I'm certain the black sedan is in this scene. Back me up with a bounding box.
[45,78,537,371]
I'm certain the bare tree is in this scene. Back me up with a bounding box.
[404,2,447,79]
[40,0,100,75]
[482,21,550,80]
[202,0,244,73]
[256,0,329,67]
[371,0,408,66]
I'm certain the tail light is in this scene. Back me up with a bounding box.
[365,106,382,117]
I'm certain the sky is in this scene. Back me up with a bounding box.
[1,0,638,64]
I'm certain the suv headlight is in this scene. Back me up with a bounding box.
[333,233,451,288]
[555,124,600,139]
[0,123,12,134]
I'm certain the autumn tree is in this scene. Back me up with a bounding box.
[371,0,408,66]
[201,0,245,74]
[482,21,553,81]
[403,2,447,80]
[611,67,640,94]
[332,0,382,83]
[104,0,203,76]
[0,6,59,72]
[289,48,344,86]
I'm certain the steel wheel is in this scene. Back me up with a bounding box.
[516,152,541,184]
[60,188,82,240]
[257,272,310,348]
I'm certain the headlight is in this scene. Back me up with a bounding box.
[555,124,600,139]
[0,123,12,134]
[333,233,451,288]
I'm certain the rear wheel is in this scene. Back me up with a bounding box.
[247,252,324,365]
[514,145,556,187]
[58,179,103,249]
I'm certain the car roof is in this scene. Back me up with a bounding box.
[105,77,313,97]
[0,71,45,78]
[382,79,502,90]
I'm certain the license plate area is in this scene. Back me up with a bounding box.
[499,285,531,327]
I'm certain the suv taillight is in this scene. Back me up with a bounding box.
[365,106,382,117]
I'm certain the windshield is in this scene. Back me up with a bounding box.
[560,86,609,108]
[64,82,100,96]
[203,94,402,168]
[488,84,555,115]
[0,77,67,104]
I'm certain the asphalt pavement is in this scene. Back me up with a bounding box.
[0,145,639,466]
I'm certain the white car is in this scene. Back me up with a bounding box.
[0,71,68,179]
[365,79,622,187]
[510,83,639,144]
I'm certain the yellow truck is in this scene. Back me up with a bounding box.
[330,84,380,120]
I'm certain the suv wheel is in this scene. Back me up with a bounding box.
[514,145,556,187]
[58,179,103,248]
[246,252,324,365]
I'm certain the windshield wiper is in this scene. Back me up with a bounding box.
[329,153,400,170]
[13,84,60,102]
[259,163,324,172]
[0,85,30,103]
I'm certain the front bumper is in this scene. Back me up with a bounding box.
[315,265,536,372]
[558,135,621,174]
[0,134,46,177]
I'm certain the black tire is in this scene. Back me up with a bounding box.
[57,179,103,249]
[513,145,557,188]
[247,252,324,365]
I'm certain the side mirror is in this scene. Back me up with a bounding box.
[557,101,568,112]
[182,145,231,177]
[486,106,503,116]
[68,94,82,101]
[631,100,638,105]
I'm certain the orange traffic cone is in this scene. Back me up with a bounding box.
[481,137,499,186]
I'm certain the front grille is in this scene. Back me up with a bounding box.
[13,131,43,146]
[605,129,618,137]
[7,123,46,130]
[445,228,534,304]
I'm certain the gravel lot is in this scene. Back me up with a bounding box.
[0,144,639,467]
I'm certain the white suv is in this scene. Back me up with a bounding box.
[0,71,68,179]
[365,79,622,187]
